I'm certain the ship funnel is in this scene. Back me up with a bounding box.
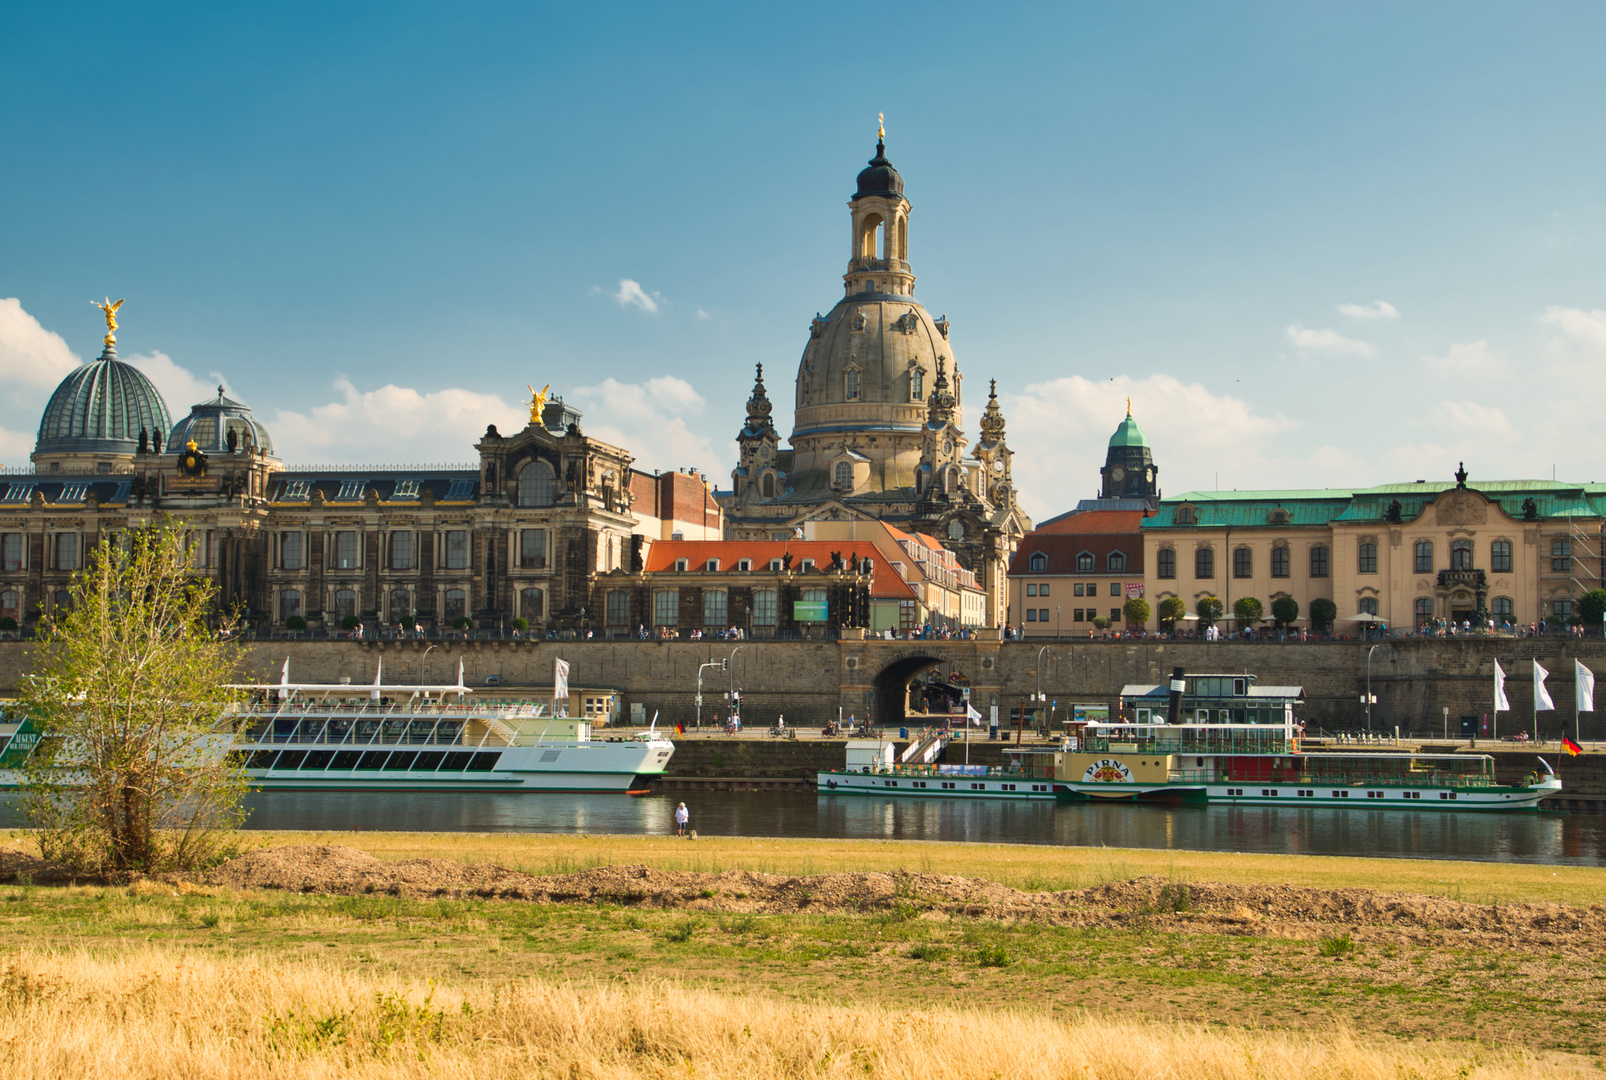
[1167,667,1185,725]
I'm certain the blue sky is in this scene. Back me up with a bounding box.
[4,2,1606,520]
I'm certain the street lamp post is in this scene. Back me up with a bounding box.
[1029,644,1050,744]
[419,643,437,687]
[1365,643,1380,733]
[728,645,744,728]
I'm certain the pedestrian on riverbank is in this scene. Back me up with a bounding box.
[674,802,689,837]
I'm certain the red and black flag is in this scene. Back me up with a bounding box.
[1562,736,1584,757]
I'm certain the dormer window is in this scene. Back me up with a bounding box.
[769,558,783,571]
[705,559,720,571]
[911,369,924,400]
[801,558,815,572]
[1269,508,1290,525]
[1076,551,1095,572]
[1107,551,1126,572]
[737,559,751,572]
[335,479,368,502]
[674,559,689,572]
[393,479,420,499]
[1175,506,1196,525]
[1028,552,1048,572]
[845,370,860,400]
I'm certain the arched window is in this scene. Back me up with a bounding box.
[1414,541,1433,573]
[858,213,884,259]
[1107,551,1126,572]
[1028,552,1048,572]
[1414,597,1434,625]
[1156,549,1176,579]
[1451,539,1473,570]
[444,589,466,620]
[517,460,556,508]
[911,369,924,400]
[834,461,852,490]
[1357,542,1378,574]
[702,588,727,626]
[389,589,410,620]
[1270,545,1290,578]
[279,589,302,622]
[844,370,860,400]
[1358,597,1378,616]
[0,590,17,621]
[1491,596,1514,623]
[943,467,957,494]
[605,590,630,627]
[1552,539,1572,572]
[1309,546,1329,578]
[1490,540,1512,573]
[334,589,357,619]
[761,473,775,498]
[752,589,778,626]
[1076,551,1094,572]
[1233,547,1252,578]
[947,520,964,540]
[1175,506,1196,525]
[1195,547,1214,579]
[520,587,544,620]
[53,589,70,612]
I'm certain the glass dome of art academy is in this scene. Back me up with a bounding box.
[33,340,172,473]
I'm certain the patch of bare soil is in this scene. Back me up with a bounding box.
[203,844,1606,956]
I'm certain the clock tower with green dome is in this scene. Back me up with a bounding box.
[1099,401,1159,505]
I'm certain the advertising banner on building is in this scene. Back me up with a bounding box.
[793,600,829,622]
[1124,583,1145,599]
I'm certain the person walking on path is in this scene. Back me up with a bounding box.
[674,802,689,837]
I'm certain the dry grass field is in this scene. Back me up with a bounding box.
[0,831,1601,1076]
[0,947,1591,1079]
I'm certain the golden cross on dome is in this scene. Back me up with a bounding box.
[877,112,884,140]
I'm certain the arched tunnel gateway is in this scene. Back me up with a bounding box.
[868,652,975,729]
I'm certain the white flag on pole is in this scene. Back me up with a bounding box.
[1578,659,1596,713]
[278,657,291,701]
[371,658,383,701]
[1534,660,1555,712]
[1493,661,1510,712]
[554,658,570,702]
[457,658,465,688]
[966,703,983,727]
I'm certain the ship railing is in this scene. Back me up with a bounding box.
[878,763,1055,780]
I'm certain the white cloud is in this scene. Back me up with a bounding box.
[0,298,80,400]
[570,375,728,478]
[696,307,712,321]
[124,350,228,416]
[1284,324,1376,356]
[612,279,662,313]
[1337,300,1400,320]
[1431,400,1513,436]
[1541,305,1606,348]
[268,379,522,464]
[1422,340,1505,379]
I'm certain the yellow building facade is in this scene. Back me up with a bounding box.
[1140,472,1602,629]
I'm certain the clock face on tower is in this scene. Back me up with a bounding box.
[1110,466,1126,483]
[992,458,1004,473]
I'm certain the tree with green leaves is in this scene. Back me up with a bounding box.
[1122,597,1150,629]
[1157,596,1187,631]
[1233,596,1263,630]
[1309,597,1337,634]
[1578,590,1606,635]
[18,523,245,873]
[1092,616,1110,631]
[1270,596,1300,628]
[1196,595,1224,629]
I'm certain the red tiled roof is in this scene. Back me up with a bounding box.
[1008,531,1144,575]
[1033,509,1147,535]
[642,540,917,600]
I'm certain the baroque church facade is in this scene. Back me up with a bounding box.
[719,135,1030,624]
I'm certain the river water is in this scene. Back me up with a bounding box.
[231,790,1606,866]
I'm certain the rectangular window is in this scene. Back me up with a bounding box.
[1233,548,1252,578]
[334,531,360,570]
[1271,546,1290,578]
[444,530,470,570]
[1195,548,1214,578]
[1157,549,1176,579]
[1073,583,1084,597]
[653,589,679,626]
[1491,540,1512,573]
[1357,542,1377,574]
[519,529,547,569]
[1310,546,1329,578]
[1414,541,1433,574]
[605,590,630,627]
[703,589,728,626]
[1110,583,1120,596]
[1027,609,1038,622]
[1552,540,1572,573]
[1027,584,1037,597]
[1111,608,1121,622]
[55,533,78,571]
[752,588,778,626]
[1,534,23,572]
[390,532,416,570]
[1038,608,1050,621]
[1038,583,1049,597]
[279,532,305,570]
[1554,599,1574,620]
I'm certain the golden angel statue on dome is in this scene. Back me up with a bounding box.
[91,297,125,347]
[527,384,550,425]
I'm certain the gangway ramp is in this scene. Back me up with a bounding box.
[900,725,949,765]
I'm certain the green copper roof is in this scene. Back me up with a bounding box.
[1142,479,1606,529]
[1108,413,1148,449]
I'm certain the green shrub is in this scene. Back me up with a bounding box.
[973,943,1010,967]
[512,617,529,631]
[340,615,361,630]
[285,616,306,631]
[1319,932,1354,958]
[0,617,16,631]
[453,617,472,630]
